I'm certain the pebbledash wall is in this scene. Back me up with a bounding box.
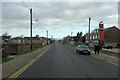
[2,43,43,58]
[85,26,120,47]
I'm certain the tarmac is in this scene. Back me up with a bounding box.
[2,44,52,79]
[1,44,120,79]
[67,45,120,67]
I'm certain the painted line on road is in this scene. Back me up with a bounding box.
[91,55,120,67]
[100,53,118,59]
[91,50,118,59]
[10,47,50,80]
[66,45,120,67]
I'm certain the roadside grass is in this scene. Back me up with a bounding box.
[38,44,47,48]
[23,44,47,54]
[2,58,14,63]
[1,44,48,63]
[24,48,38,54]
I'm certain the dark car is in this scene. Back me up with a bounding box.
[76,44,90,55]
[103,44,113,49]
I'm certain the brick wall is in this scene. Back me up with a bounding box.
[104,27,120,43]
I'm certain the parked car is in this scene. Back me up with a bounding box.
[76,44,90,55]
[89,43,94,48]
[103,44,113,49]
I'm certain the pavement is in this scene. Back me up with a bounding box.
[102,48,120,53]
[2,44,52,79]
[69,45,120,67]
[7,43,119,79]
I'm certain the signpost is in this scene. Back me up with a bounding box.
[99,22,104,45]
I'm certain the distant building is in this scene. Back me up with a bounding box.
[24,37,41,44]
[85,26,120,47]
[63,32,83,45]
[2,35,11,44]
[11,37,24,44]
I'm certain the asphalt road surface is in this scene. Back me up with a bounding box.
[17,43,118,79]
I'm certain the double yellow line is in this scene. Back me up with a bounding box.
[91,54,120,67]
[10,47,50,80]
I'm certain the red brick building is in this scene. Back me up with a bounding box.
[104,26,120,47]
[85,26,120,47]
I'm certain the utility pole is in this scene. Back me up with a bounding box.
[88,17,91,45]
[46,30,48,45]
[51,35,53,39]
[30,8,33,50]
[71,32,73,37]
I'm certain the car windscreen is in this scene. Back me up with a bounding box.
[78,45,88,48]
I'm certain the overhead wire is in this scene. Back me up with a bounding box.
[20,0,30,10]
[20,0,47,27]
[20,0,49,37]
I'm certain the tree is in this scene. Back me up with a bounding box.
[80,31,83,37]
[2,32,8,36]
[82,35,86,43]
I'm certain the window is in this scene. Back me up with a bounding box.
[90,36,92,39]
[93,36,94,39]
[97,30,99,32]
[95,35,97,39]
[97,35,99,39]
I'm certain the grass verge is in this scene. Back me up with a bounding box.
[23,44,47,54]
[24,48,38,54]
[2,58,14,63]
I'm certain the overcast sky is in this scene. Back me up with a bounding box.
[2,2,118,39]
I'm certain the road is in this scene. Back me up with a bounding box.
[16,43,118,79]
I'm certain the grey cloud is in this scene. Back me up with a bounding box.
[2,2,118,37]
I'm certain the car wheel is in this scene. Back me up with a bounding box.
[88,53,90,55]
[76,50,78,53]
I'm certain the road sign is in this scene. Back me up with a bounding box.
[99,24,103,28]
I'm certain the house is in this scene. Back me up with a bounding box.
[69,36,76,45]
[40,37,51,45]
[63,35,71,44]
[11,37,24,44]
[85,26,120,47]
[2,35,11,44]
[24,35,42,44]
[24,37,41,44]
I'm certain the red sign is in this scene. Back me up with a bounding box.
[99,23,104,41]
[99,31,104,40]
[99,24,103,28]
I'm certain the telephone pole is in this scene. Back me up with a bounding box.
[88,17,91,45]
[46,30,48,45]
[30,8,33,50]
[71,32,73,37]
[51,35,53,39]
